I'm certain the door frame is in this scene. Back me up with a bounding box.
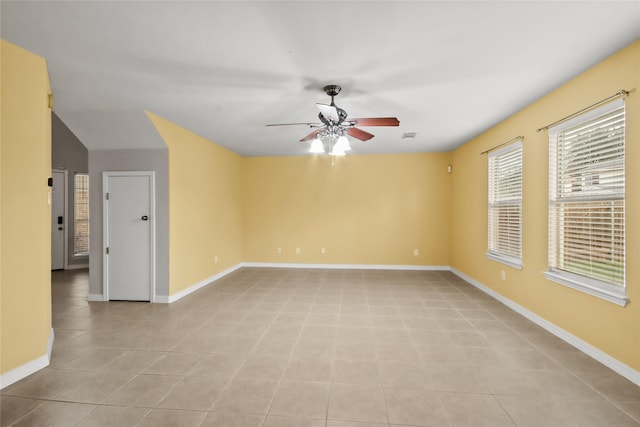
[52,169,69,270]
[102,171,156,302]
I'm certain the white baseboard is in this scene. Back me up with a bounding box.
[241,262,451,271]
[87,293,105,302]
[0,328,54,390]
[161,264,245,304]
[66,263,89,270]
[450,267,640,387]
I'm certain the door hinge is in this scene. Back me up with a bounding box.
[106,247,109,255]
[105,193,109,200]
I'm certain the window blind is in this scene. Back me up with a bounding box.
[74,174,90,256]
[548,100,625,287]
[488,140,522,267]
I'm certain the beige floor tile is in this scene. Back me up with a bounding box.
[37,269,640,427]
[212,378,278,414]
[200,411,265,426]
[378,360,430,389]
[10,400,97,427]
[616,401,640,424]
[375,342,421,362]
[384,387,451,426]
[475,367,544,396]
[105,374,182,407]
[136,408,207,427]
[327,421,387,427]
[145,352,203,375]
[483,331,534,349]
[269,381,330,419]
[495,395,577,427]
[333,341,377,361]
[300,325,337,340]
[440,393,515,427]
[531,371,604,400]
[0,396,45,427]
[187,352,246,377]
[235,355,289,381]
[253,337,298,357]
[562,399,640,427]
[156,375,228,410]
[328,383,388,424]
[267,321,304,338]
[209,334,261,354]
[283,357,332,382]
[264,415,326,426]
[101,350,166,373]
[2,368,90,400]
[426,364,489,394]
[74,405,150,427]
[338,314,372,327]
[59,347,126,371]
[55,370,135,403]
[448,331,492,347]
[547,349,613,373]
[293,338,335,359]
[332,359,380,385]
[306,313,340,325]
[171,333,220,353]
[577,370,640,401]
[372,328,412,343]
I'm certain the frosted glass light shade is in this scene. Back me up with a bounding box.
[310,138,325,153]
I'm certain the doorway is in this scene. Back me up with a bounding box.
[103,171,155,301]
[51,170,67,270]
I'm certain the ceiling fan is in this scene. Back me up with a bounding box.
[266,85,400,154]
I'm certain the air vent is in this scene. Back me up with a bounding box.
[401,132,417,139]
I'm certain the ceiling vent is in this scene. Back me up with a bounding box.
[401,132,417,139]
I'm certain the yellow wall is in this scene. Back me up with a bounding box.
[243,153,452,266]
[0,40,52,374]
[451,40,640,369]
[146,112,244,295]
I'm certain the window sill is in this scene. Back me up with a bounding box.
[544,270,628,307]
[486,253,522,270]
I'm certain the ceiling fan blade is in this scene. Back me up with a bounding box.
[316,103,339,122]
[347,127,375,141]
[349,117,400,127]
[266,122,319,127]
[300,129,322,142]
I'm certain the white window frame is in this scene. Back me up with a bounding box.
[487,140,523,270]
[73,173,90,257]
[544,99,627,306]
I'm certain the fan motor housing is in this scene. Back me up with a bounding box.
[318,108,347,125]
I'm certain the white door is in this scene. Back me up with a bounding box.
[51,170,66,270]
[103,172,155,301]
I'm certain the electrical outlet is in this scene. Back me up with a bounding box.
[295,247,301,255]
[320,247,326,254]
[214,255,218,264]
[277,247,281,254]
[413,249,419,256]
[501,270,506,281]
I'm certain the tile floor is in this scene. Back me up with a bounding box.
[2,267,640,426]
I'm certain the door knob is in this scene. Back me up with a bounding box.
[141,215,149,221]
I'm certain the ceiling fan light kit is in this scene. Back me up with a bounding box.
[266,84,400,157]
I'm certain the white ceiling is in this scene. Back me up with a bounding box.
[2,1,639,156]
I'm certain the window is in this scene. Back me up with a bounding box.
[74,174,89,256]
[487,140,523,269]
[545,99,626,306]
